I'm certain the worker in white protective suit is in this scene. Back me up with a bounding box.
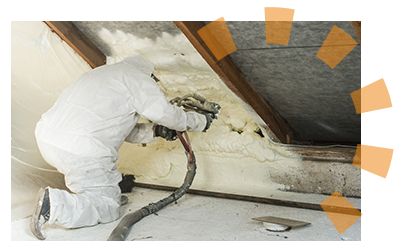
[30,52,216,240]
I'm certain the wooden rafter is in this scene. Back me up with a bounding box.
[174,21,297,144]
[44,21,106,68]
[350,21,361,44]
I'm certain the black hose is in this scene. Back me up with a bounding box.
[108,94,217,241]
[107,138,196,241]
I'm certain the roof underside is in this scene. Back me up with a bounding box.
[207,21,361,144]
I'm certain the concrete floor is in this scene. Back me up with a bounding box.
[11,187,360,241]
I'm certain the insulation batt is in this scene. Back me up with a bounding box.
[98,29,305,195]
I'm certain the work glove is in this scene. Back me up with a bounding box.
[154,125,178,141]
[202,113,216,132]
[202,101,221,132]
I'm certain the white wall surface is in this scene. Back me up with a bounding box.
[11,21,92,221]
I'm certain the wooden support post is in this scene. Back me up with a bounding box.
[174,21,297,143]
[44,21,106,68]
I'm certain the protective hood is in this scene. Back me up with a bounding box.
[122,52,154,76]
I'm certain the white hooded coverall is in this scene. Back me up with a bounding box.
[35,52,207,228]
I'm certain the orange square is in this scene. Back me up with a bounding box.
[316,25,358,69]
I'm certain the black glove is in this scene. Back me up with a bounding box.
[154,125,177,141]
[118,174,135,193]
[202,113,215,132]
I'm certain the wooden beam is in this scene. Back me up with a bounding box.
[174,21,297,143]
[288,146,357,163]
[44,21,106,68]
[350,21,361,44]
[134,182,361,214]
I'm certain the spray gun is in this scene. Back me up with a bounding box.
[152,73,220,118]
[170,93,221,119]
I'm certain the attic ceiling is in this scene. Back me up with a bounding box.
[72,21,361,145]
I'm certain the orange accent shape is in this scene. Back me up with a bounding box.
[264,7,295,45]
[352,147,361,167]
[350,89,361,114]
[316,25,358,69]
[197,17,237,61]
[352,144,394,178]
[320,191,362,234]
[214,16,225,22]
[350,78,392,114]
[264,7,295,21]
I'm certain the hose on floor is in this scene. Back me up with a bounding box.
[107,94,219,241]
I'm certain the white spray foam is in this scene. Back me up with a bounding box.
[99,28,302,193]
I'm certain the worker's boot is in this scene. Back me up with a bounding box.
[30,187,50,240]
[120,195,129,206]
